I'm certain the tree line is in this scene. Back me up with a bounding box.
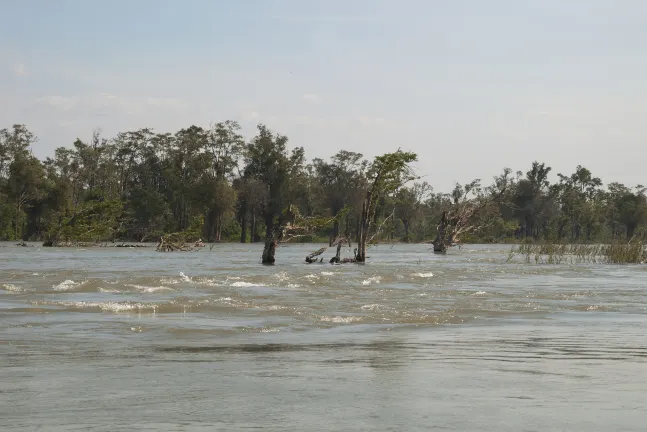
[1,122,645,248]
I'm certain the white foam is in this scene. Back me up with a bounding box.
[99,287,120,293]
[160,277,179,285]
[196,277,220,287]
[179,272,191,282]
[361,304,384,311]
[1,284,23,292]
[414,272,434,278]
[320,271,334,276]
[231,281,261,287]
[52,280,79,291]
[362,276,381,286]
[128,284,171,293]
[473,291,487,296]
[319,316,362,323]
[273,272,290,281]
[42,300,158,313]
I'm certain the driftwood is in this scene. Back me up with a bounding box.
[305,236,357,264]
[432,181,506,253]
[329,236,354,263]
[305,246,328,263]
[156,235,203,252]
[432,207,486,253]
[42,240,96,248]
[263,205,339,265]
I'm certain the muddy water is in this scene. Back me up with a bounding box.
[1,242,646,431]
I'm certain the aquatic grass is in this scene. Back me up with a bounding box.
[604,242,646,264]
[507,241,646,265]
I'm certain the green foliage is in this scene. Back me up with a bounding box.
[47,199,124,243]
[1,124,646,252]
[181,214,205,242]
[220,217,242,242]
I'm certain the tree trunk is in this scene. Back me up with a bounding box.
[329,220,339,247]
[333,242,343,263]
[215,212,222,242]
[240,211,248,243]
[262,222,277,265]
[251,210,258,243]
[432,211,448,253]
[262,236,277,264]
[403,220,410,242]
[261,212,281,265]
[204,209,215,242]
[356,195,371,263]
[355,218,361,245]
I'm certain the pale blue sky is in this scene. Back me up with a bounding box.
[2,0,646,191]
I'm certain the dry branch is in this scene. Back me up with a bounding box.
[432,188,503,253]
[156,234,203,252]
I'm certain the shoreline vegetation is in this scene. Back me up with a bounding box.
[1,122,646,264]
[5,240,645,265]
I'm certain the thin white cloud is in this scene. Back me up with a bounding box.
[358,115,386,126]
[35,96,78,111]
[99,92,118,100]
[535,109,578,118]
[147,97,188,110]
[13,63,26,76]
[36,93,189,116]
[301,93,320,104]
[239,110,261,122]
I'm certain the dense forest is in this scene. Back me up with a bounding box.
[1,122,646,246]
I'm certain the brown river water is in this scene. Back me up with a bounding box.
[1,242,646,431]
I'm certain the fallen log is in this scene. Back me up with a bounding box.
[329,236,352,263]
[156,234,197,252]
[305,246,328,263]
[42,240,95,248]
[304,236,357,264]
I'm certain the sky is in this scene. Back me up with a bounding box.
[1,0,646,192]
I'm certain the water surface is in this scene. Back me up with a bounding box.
[1,243,646,430]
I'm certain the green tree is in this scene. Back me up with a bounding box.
[356,150,418,262]
[243,124,305,264]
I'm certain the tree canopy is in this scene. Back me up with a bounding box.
[1,123,646,246]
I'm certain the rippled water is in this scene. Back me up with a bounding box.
[1,242,646,431]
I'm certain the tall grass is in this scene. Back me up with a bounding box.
[508,241,646,264]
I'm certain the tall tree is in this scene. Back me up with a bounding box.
[243,124,304,264]
[356,150,417,262]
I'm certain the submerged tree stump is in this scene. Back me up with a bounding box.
[432,211,450,253]
[305,246,328,263]
[304,236,357,264]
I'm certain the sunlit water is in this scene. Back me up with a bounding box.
[1,242,646,431]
